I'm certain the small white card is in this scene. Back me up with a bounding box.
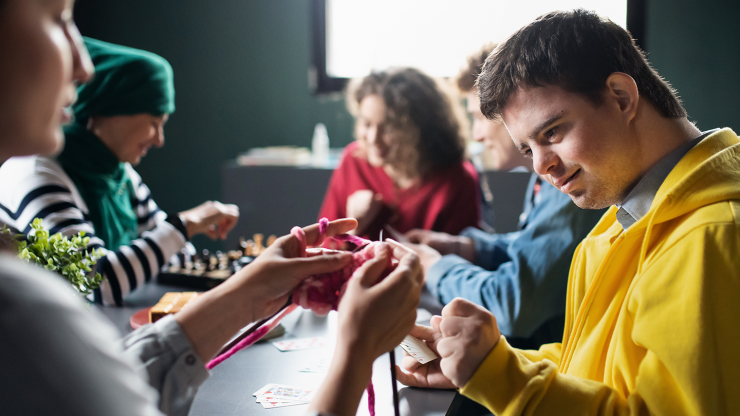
[272,337,329,351]
[399,335,438,364]
[299,356,331,373]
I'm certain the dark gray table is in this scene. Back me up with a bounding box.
[96,281,456,416]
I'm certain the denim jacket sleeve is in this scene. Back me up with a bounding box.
[425,180,605,338]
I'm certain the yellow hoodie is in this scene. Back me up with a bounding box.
[460,128,740,415]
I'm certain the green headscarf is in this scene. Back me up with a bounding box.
[58,37,175,250]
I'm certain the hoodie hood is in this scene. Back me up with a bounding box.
[624,128,740,273]
[628,128,740,231]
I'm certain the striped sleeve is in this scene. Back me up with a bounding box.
[0,156,186,306]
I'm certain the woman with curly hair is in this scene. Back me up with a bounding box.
[319,67,480,239]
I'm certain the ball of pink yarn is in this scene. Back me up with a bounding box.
[290,219,395,315]
[292,241,393,315]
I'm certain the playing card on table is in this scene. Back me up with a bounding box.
[253,383,314,409]
[260,400,308,409]
[399,335,438,364]
[299,356,331,373]
[272,337,329,351]
[253,383,315,401]
[256,395,310,403]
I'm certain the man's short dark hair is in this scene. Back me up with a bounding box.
[477,9,686,120]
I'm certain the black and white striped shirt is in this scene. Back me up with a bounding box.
[0,156,187,306]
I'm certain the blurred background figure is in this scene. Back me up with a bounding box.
[0,38,239,306]
[319,67,480,240]
[458,44,533,174]
[405,44,606,349]
[459,42,535,231]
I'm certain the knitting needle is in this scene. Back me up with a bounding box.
[389,350,400,416]
[383,224,410,244]
[379,229,401,416]
[215,297,292,357]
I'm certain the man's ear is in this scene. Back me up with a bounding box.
[605,72,639,123]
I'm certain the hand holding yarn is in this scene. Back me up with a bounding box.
[207,219,422,416]
[290,218,397,315]
[207,217,402,370]
[224,218,358,324]
[337,238,423,363]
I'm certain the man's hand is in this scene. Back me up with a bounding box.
[179,201,239,240]
[435,298,501,387]
[396,298,501,389]
[346,190,384,236]
[405,229,476,262]
[395,323,456,389]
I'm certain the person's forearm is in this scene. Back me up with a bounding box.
[174,284,253,362]
[456,237,476,262]
[309,347,374,416]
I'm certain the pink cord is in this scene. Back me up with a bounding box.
[205,304,297,370]
[367,379,376,415]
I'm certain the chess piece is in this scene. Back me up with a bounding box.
[253,234,264,255]
[192,253,202,272]
[245,239,255,257]
[239,237,248,256]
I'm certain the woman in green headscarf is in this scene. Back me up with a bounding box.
[0,37,239,306]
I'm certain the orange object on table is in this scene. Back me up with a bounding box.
[149,292,200,323]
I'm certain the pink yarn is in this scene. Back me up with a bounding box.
[367,379,376,415]
[208,218,393,415]
[205,304,297,370]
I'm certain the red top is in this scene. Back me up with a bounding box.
[319,142,481,239]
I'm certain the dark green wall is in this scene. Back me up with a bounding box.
[74,0,740,249]
[645,0,740,133]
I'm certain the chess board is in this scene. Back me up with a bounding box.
[157,234,276,290]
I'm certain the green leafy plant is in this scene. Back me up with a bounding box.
[4,218,104,295]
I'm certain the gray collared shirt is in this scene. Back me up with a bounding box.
[616,129,718,229]
[0,253,208,416]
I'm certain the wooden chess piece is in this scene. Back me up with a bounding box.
[253,234,264,255]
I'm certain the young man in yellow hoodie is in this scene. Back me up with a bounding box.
[396,9,740,415]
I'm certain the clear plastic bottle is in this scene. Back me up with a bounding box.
[312,123,329,167]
